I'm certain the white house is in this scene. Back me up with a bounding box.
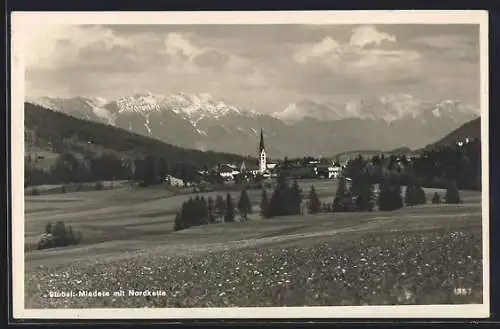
[218,164,240,180]
[165,175,185,187]
[327,166,342,179]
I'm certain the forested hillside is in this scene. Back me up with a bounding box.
[24,103,253,186]
[419,118,480,152]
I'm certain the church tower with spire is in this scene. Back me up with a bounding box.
[259,128,267,174]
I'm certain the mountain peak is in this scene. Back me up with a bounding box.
[272,93,478,123]
[26,92,480,158]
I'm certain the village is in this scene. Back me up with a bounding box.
[164,129,414,188]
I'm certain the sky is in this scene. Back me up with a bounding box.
[23,24,480,113]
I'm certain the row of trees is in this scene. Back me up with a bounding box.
[173,188,253,231]
[174,162,463,230]
[25,150,208,188]
[260,170,462,219]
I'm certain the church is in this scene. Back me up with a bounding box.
[214,128,277,180]
[252,129,277,176]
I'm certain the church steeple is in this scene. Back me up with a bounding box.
[259,128,265,153]
[259,128,267,174]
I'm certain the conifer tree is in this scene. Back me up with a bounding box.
[308,186,321,214]
[200,196,209,224]
[269,186,283,217]
[260,189,271,218]
[237,188,252,220]
[336,176,348,197]
[393,184,404,209]
[351,172,375,211]
[184,198,194,228]
[445,180,461,204]
[207,196,215,223]
[143,155,157,186]
[194,195,202,223]
[173,211,182,231]
[179,201,188,229]
[405,184,417,206]
[333,176,349,211]
[215,194,226,217]
[269,169,290,217]
[224,193,235,222]
[414,183,427,205]
[290,179,303,215]
[158,157,168,182]
[378,180,402,211]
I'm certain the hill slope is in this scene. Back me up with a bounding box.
[24,102,253,184]
[419,117,481,151]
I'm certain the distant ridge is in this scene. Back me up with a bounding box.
[27,92,479,158]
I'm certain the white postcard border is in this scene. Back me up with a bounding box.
[10,10,490,319]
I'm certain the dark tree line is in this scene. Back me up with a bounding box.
[347,140,481,191]
[25,151,134,186]
[411,140,481,191]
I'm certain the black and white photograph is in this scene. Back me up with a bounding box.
[11,11,489,319]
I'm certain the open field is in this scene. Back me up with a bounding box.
[23,179,483,308]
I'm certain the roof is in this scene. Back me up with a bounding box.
[259,128,265,152]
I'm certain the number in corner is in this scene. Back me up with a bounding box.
[454,287,472,296]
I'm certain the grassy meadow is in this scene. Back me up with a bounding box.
[23,179,483,308]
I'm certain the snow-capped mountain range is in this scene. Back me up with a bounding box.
[26,92,479,157]
[271,94,478,123]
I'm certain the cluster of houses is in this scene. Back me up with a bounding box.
[202,129,345,182]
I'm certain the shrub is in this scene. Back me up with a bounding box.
[38,221,81,249]
[94,181,104,190]
[44,222,52,234]
[432,192,441,204]
[37,233,55,250]
[332,195,355,212]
